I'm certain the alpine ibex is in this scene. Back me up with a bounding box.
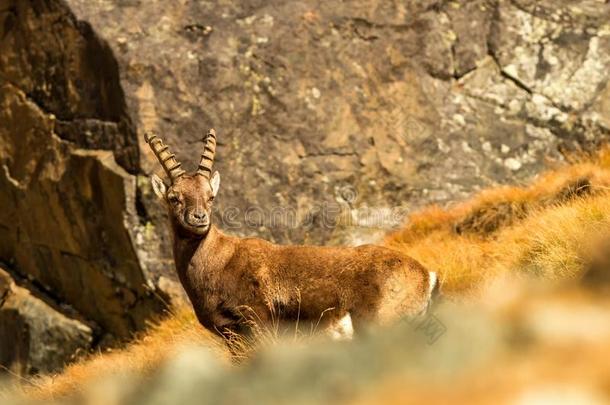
[146,129,437,339]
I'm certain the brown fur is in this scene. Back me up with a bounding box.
[156,174,434,337]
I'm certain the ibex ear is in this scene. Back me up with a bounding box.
[210,171,220,197]
[151,174,167,200]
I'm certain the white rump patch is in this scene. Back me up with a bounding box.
[428,271,438,297]
[327,313,354,341]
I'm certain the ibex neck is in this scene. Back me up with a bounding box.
[172,225,220,276]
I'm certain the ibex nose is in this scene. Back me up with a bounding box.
[186,210,208,227]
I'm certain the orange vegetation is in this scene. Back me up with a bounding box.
[386,149,610,294]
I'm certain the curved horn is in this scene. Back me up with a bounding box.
[197,128,217,178]
[144,131,185,182]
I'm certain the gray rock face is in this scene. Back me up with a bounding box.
[64,0,610,245]
[0,0,608,375]
[6,285,610,405]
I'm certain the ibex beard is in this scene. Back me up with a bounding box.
[146,129,438,342]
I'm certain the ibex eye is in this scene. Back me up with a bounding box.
[168,194,180,204]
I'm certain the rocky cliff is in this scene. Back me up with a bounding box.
[0,0,164,374]
[0,0,608,375]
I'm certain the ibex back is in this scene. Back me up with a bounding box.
[146,129,438,339]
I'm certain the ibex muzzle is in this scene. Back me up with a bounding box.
[146,129,438,339]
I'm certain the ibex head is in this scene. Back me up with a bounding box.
[146,129,220,237]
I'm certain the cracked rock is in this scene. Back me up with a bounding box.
[57,0,610,247]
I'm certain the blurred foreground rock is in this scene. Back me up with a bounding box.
[5,281,610,404]
[0,0,609,376]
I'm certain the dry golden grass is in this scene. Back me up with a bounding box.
[386,149,610,295]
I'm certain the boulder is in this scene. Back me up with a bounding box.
[0,267,92,375]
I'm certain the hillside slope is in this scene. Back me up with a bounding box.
[4,148,610,403]
[387,148,610,294]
